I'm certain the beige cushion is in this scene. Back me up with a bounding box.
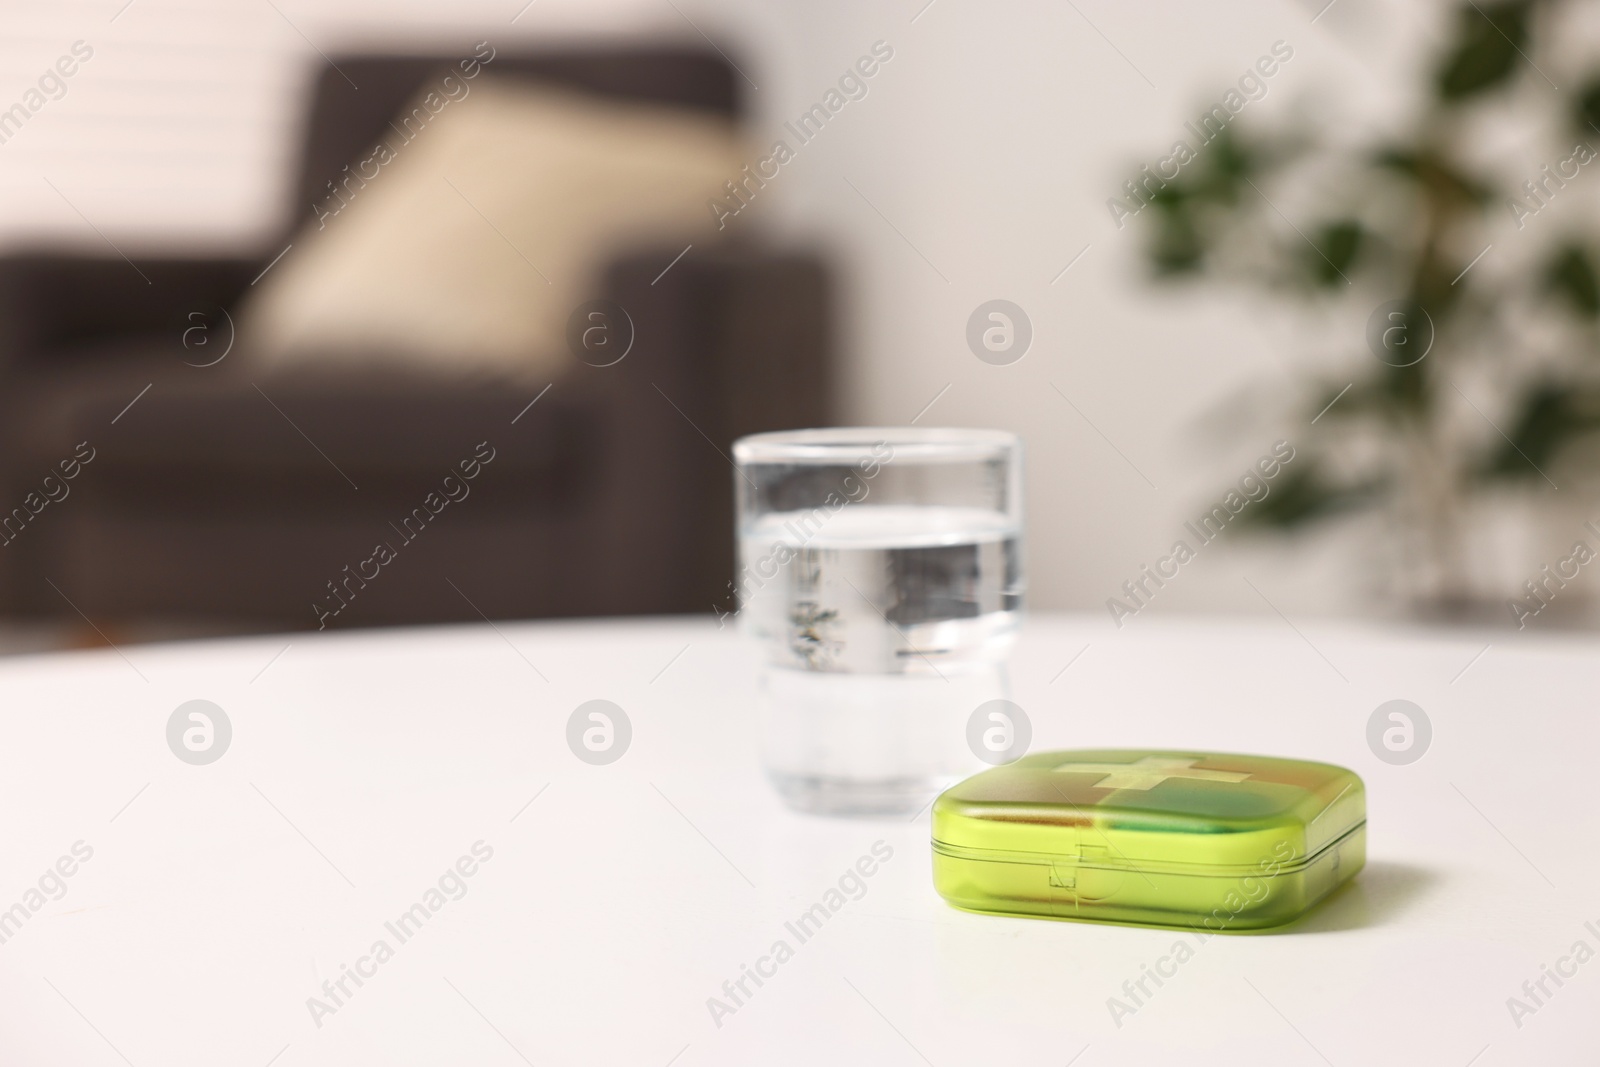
[240,76,744,381]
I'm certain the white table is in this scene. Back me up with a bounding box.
[0,612,1591,1066]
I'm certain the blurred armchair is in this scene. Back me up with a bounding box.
[0,47,831,630]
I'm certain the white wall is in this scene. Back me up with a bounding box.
[0,0,1445,621]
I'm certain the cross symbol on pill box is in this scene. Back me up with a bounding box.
[1050,756,1252,791]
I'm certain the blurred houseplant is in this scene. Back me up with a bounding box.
[1131,0,1600,620]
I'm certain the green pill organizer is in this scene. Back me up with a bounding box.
[932,749,1365,930]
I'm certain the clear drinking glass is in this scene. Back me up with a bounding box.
[732,427,1024,815]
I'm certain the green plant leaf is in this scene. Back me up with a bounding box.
[1541,243,1600,318]
[1230,462,1381,529]
[1195,126,1252,202]
[1146,190,1206,275]
[1305,220,1363,286]
[1479,382,1600,478]
[1435,0,1531,101]
[1573,76,1600,136]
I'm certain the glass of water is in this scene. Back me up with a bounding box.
[732,427,1023,815]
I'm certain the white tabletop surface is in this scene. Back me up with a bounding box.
[0,611,1593,1066]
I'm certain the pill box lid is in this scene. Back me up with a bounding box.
[933,749,1365,871]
